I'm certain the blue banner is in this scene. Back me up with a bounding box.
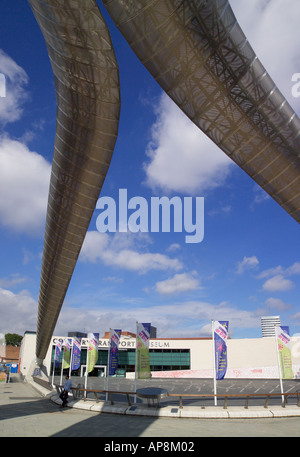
[214,321,229,380]
[54,339,62,368]
[71,337,81,371]
[109,329,122,376]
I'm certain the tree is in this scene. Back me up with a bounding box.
[5,333,23,346]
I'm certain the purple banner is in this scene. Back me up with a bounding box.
[214,321,229,380]
[109,329,122,376]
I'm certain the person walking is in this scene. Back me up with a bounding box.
[59,375,72,408]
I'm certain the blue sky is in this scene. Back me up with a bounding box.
[0,0,299,341]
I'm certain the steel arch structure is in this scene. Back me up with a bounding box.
[103,0,300,222]
[29,0,299,364]
[28,0,120,363]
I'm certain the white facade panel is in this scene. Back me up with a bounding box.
[19,333,300,379]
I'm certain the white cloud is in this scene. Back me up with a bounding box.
[54,298,261,338]
[262,275,294,292]
[257,261,300,292]
[0,49,29,124]
[251,185,271,207]
[0,266,259,339]
[80,230,183,273]
[0,288,37,335]
[290,312,300,323]
[286,262,300,276]
[143,93,233,195]
[166,243,181,252]
[258,262,300,279]
[0,135,51,235]
[265,297,292,312]
[237,256,259,275]
[155,272,201,295]
[208,205,232,217]
[0,274,27,288]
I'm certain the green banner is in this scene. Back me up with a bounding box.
[63,338,71,369]
[136,323,151,379]
[277,326,294,379]
[87,333,99,373]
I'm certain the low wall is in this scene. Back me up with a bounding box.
[150,367,280,379]
[126,364,300,379]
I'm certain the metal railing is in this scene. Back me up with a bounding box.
[55,384,134,407]
[167,392,300,409]
[32,377,300,410]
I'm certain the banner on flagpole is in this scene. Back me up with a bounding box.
[213,320,229,380]
[63,338,72,369]
[109,329,122,376]
[276,326,294,379]
[87,333,99,373]
[136,323,151,379]
[71,337,82,371]
[54,339,62,368]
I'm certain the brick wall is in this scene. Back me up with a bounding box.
[0,345,20,362]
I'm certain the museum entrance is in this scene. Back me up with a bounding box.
[80,365,107,377]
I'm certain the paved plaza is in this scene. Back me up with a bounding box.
[1,377,300,437]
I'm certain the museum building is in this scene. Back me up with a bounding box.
[19,330,300,380]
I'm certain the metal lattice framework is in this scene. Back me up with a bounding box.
[103,0,300,221]
[29,0,299,364]
[28,0,120,362]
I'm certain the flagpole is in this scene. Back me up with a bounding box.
[84,335,89,398]
[51,342,56,387]
[274,325,285,404]
[69,338,73,378]
[60,343,64,386]
[134,321,138,403]
[211,319,217,406]
[106,329,111,402]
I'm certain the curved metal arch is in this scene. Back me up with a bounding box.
[103,0,300,223]
[28,0,120,362]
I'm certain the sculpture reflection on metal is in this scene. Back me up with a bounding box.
[103,0,300,223]
[28,0,120,363]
